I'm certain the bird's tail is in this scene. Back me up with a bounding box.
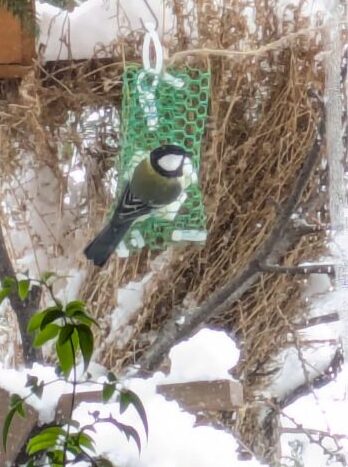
[84,221,132,267]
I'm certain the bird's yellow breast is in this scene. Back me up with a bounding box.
[130,158,182,205]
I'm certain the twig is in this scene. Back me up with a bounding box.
[265,399,345,461]
[259,263,335,276]
[294,313,339,330]
[167,24,332,65]
[281,427,348,440]
[280,347,343,409]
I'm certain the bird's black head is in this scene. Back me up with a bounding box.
[150,144,191,178]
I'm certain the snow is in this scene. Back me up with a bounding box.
[281,365,348,466]
[107,273,153,350]
[0,329,260,466]
[0,364,70,424]
[166,328,239,383]
[36,0,174,61]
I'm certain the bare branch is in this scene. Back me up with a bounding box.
[280,427,348,440]
[279,347,343,409]
[259,263,335,276]
[138,110,325,372]
[294,313,339,330]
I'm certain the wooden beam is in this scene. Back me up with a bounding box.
[157,379,243,411]
[56,390,104,423]
[0,64,33,79]
[0,1,35,78]
[0,387,38,465]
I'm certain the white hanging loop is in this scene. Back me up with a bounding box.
[137,22,185,131]
[142,22,163,74]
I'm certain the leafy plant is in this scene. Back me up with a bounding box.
[1,273,148,466]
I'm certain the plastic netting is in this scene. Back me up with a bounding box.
[114,64,210,255]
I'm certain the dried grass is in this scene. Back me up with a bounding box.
[0,0,330,461]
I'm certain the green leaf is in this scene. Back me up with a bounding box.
[71,310,99,328]
[27,310,47,332]
[27,438,59,455]
[2,276,16,289]
[27,426,65,455]
[58,323,74,345]
[17,279,30,301]
[33,324,60,347]
[3,395,25,450]
[40,307,65,330]
[10,394,23,408]
[120,389,148,439]
[75,432,96,452]
[16,402,25,418]
[47,449,64,464]
[65,300,85,316]
[76,324,94,372]
[56,338,74,378]
[40,271,57,283]
[2,408,16,451]
[102,382,116,402]
[0,288,11,304]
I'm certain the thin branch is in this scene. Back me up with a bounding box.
[259,263,335,276]
[168,25,329,64]
[265,399,344,460]
[279,347,344,409]
[294,313,339,330]
[281,427,348,440]
[138,108,325,372]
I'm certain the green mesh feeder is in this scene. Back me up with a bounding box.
[115,63,210,257]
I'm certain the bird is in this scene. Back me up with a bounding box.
[84,144,192,267]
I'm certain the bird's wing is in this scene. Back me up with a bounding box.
[114,182,153,224]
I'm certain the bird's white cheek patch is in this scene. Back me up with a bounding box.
[158,154,183,172]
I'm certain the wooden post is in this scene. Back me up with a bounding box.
[0,388,38,465]
[157,379,243,411]
[0,1,36,78]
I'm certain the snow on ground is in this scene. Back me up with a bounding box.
[0,328,261,466]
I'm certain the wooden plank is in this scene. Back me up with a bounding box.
[56,390,104,423]
[0,7,22,63]
[0,387,38,465]
[0,65,32,79]
[0,1,35,72]
[157,379,243,411]
[56,380,243,423]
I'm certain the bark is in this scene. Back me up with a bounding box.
[0,226,42,365]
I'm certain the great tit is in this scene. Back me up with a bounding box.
[84,144,191,267]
